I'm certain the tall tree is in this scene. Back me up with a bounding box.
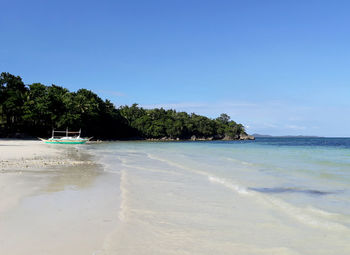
[23,83,50,135]
[0,72,28,132]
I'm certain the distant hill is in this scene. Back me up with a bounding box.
[251,134,273,138]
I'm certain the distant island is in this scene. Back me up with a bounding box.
[0,72,254,141]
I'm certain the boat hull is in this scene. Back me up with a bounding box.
[39,138,89,144]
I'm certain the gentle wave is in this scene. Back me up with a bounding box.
[223,157,257,167]
[146,153,205,176]
[264,196,349,231]
[208,175,349,231]
[146,153,253,197]
[112,150,350,232]
[208,175,250,195]
[208,176,349,231]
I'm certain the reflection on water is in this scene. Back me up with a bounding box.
[44,163,101,192]
[44,148,102,193]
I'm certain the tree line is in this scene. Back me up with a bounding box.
[0,72,247,140]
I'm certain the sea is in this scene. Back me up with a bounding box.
[85,137,350,255]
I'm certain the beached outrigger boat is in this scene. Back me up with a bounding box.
[39,128,91,144]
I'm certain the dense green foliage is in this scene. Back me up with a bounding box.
[0,72,246,139]
[119,105,245,139]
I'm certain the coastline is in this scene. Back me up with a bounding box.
[0,139,121,255]
[99,134,255,142]
[145,134,255,141]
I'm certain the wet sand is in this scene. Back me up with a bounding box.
[0,140,120,255]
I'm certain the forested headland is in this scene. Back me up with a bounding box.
[0,72,254,140]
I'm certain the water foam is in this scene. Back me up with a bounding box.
[262,195,348,231]
[223,157,257,167]
[147,153,252,196]
[208,175,250,195]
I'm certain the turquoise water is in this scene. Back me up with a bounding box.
[86,138,350,254]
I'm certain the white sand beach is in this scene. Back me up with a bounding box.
[0,140,120,255]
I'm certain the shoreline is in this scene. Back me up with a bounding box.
[0,139,121,255]
[0,133,255,143]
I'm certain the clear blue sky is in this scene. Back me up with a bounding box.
[2,0,350,136]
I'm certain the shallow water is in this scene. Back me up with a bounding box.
[86,138,350,255]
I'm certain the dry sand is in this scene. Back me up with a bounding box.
[0,140,120,255]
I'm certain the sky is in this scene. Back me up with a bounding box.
[1,0,350,136]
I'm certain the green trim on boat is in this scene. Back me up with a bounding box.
[44,141,87,144]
